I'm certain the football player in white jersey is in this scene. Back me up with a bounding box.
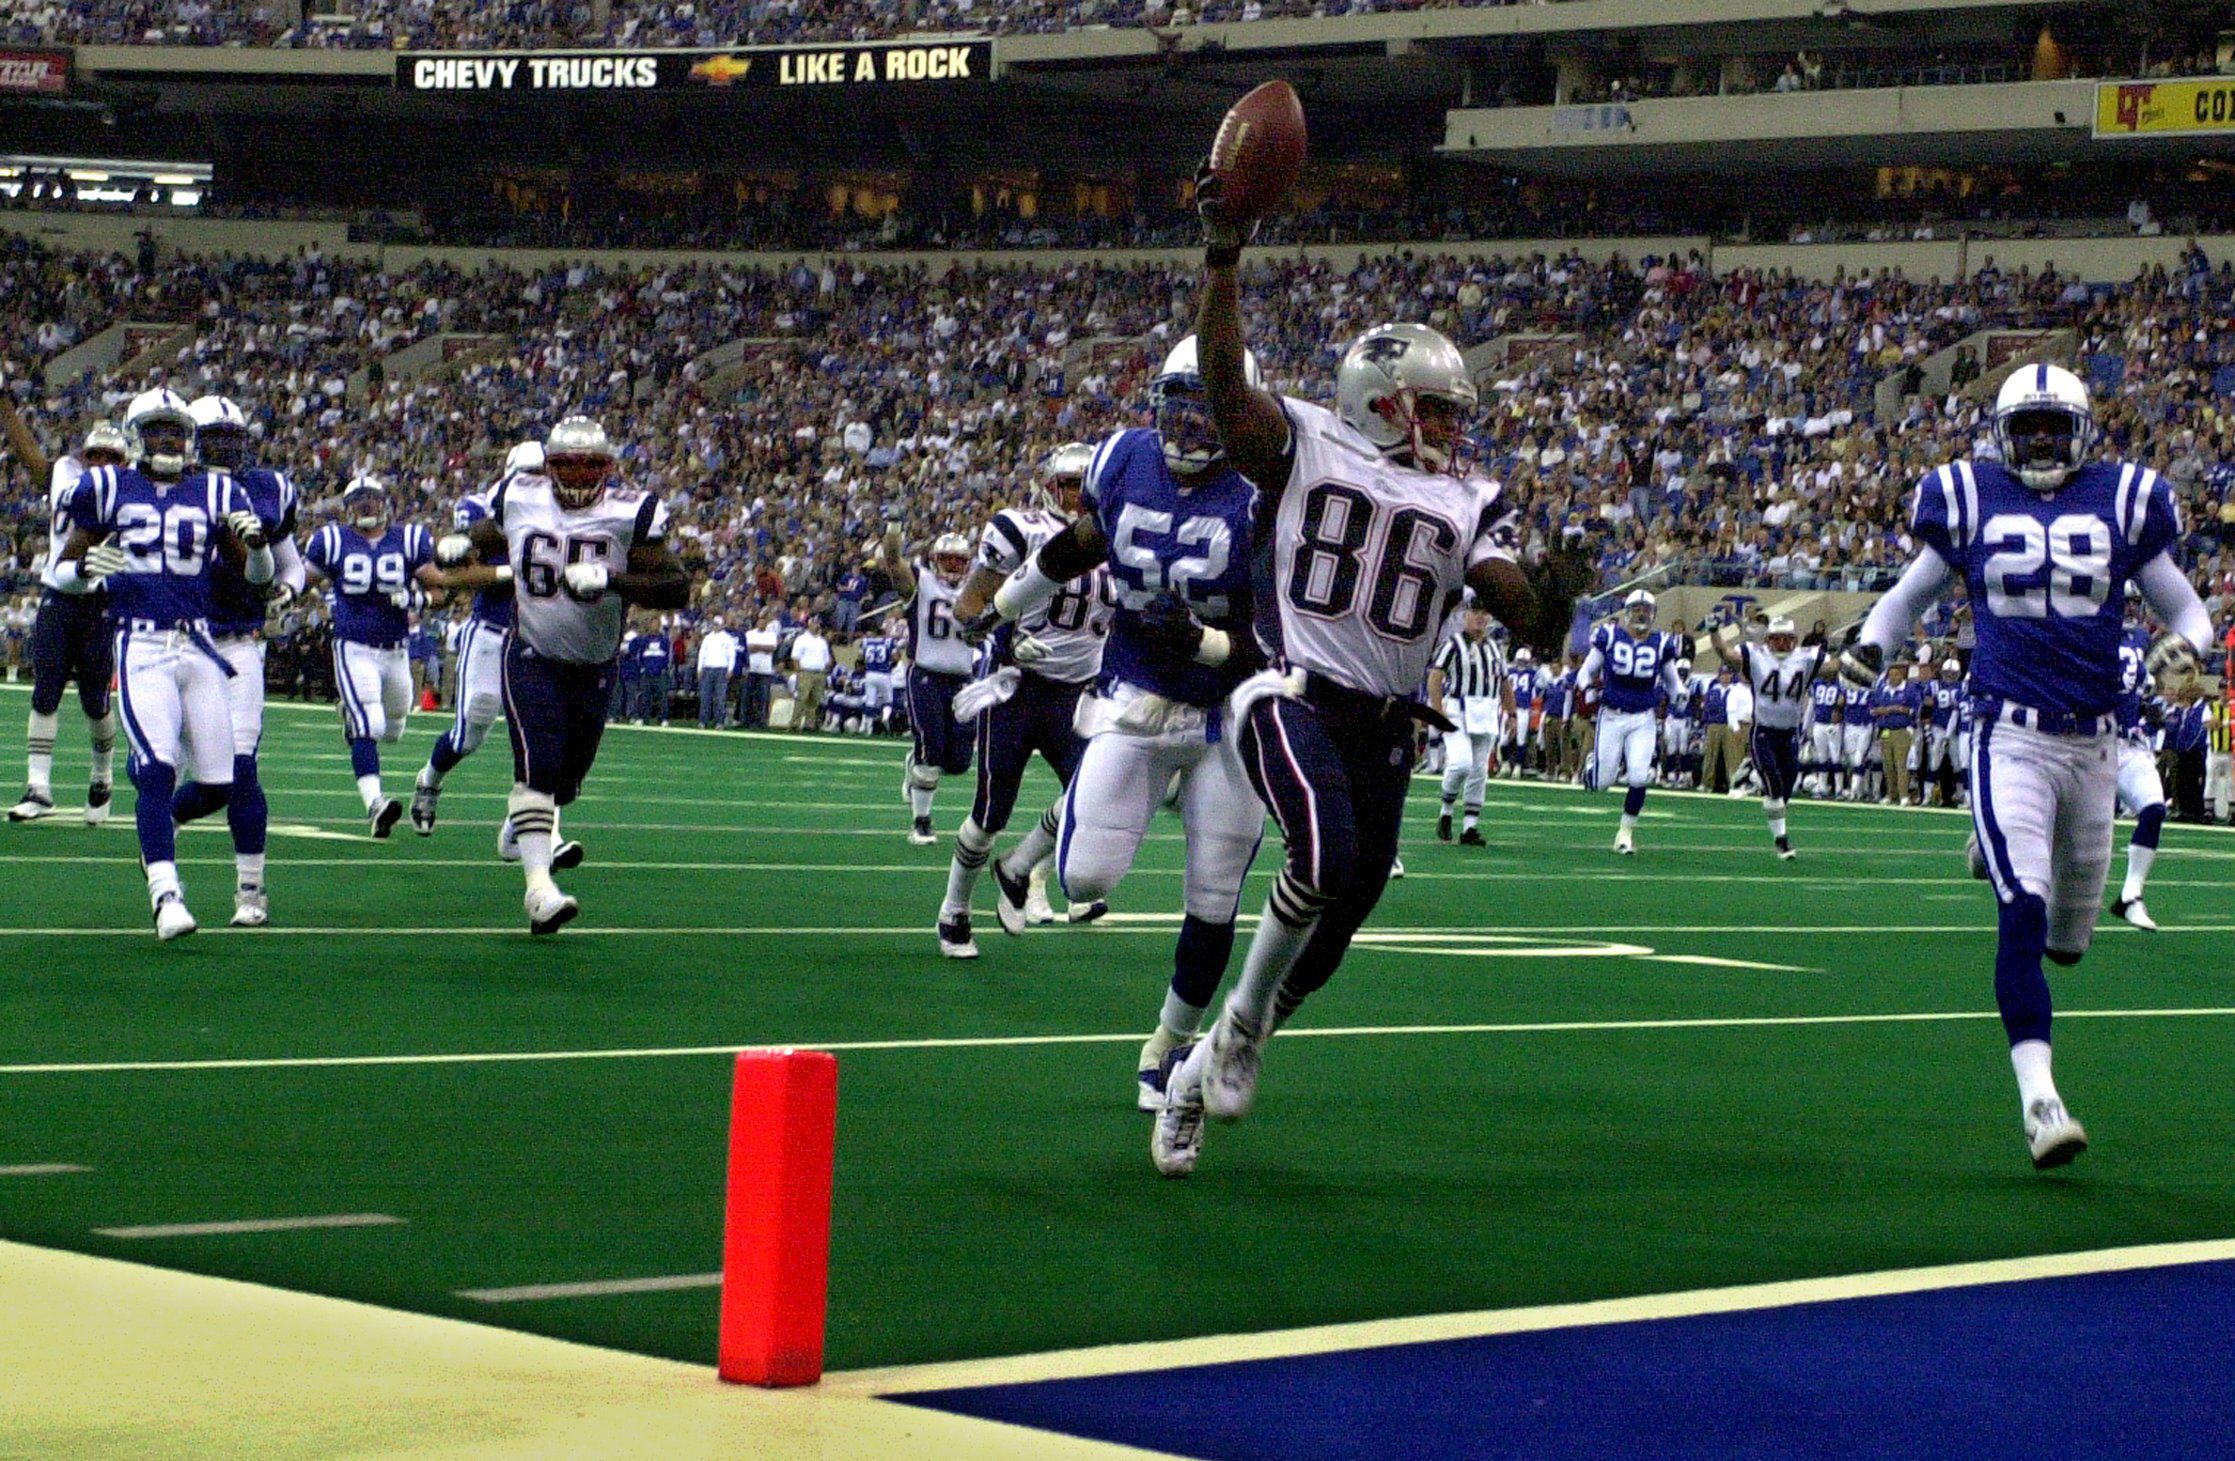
[883,526,978,844]
[1851,364,2214,1167]
[4,407,126,826]
[1579,590,1686,854]
[443,417,687,932]
[1148,173,1592,1176]
[1708,615,1825,859]
[937,443,1117,953]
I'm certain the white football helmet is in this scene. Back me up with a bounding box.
[1765,615,1797,650]
[188,395,250,471]
[930,532,972,584]
[1512,646,1533,666]
[544,416,616,510]
[1992,363,2094,493]
[1622,588,1656,633]
[505,440,547,478]
[1149,334,1262,477]
[1941,658,1962,680]
[1037,441,1095,512]
[79,421,130,466]
[1335,322,1478,475]
[340,475,389,536]
[123,388,195,479]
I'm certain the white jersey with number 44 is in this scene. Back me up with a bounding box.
[1731,641,1827,731]
[489,472,669,665]
[1269,397,1518,699]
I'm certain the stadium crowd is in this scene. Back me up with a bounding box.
[5,233,2233,804]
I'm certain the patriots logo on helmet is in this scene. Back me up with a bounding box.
[1361,336,1410,365]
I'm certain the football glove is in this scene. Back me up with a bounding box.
[958,606,1004,648]
[562,562,609,601]
[1193,160,1260,260]
[82,543,130,584]
[384,587,414,610]
[225,510,267,551]
[1012,632,1052,666]
[1837,641,1885,689]
[435,533,475,567]
[263,581,298,617]
[1137,590,1209,662]
[2146,632,2203,694]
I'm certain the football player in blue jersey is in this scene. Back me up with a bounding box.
[1579,589,1686,853]
[967,335,1270,1111]
[4,405,126,827]
[162,396,308,926]
[2108,591,2170,930]
[1853,364,2215,1169]
[413,442,540,842]
[53,389,275,939]
[303,477,461,838]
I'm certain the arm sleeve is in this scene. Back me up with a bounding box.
[66,467,105,534]
[1907,465,1965,567]
[272,534,307,595]
[1578,640,1605,687]
[1079,432,1124,515]
[634,494,670,546]
[1465,489,1520,569]
[2124,467,2180,563]
[303,526,333,576]
[2133,551,2214,655]
[977,512,1029,575]
[1859,551,1953,656]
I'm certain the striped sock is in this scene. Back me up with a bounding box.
[1230,870,1332,1032]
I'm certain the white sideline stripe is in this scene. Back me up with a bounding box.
[457,1271,724,1303]
[6,920,2235,939]
[10,1005,2235,1077]
[837,1238,2235,1396]
[1640,954,1820,973]
[0,1163,90,1176]
[94,1213,405,1239]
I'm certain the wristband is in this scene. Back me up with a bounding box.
[52,560,85,593]
[1194,627,1232,668]
[244,545,276,586]
[493,565,514,585]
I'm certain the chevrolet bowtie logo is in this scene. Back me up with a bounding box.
[689,54,752,86]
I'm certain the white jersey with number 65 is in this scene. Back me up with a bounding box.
[1268,397,1518,699]
[489,471,669,665]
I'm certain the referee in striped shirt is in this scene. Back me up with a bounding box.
[1428,608,1511,846]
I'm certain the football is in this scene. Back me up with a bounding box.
[1206,79,1308,222]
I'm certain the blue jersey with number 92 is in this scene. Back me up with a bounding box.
[68,466,246,625]
[1911,459,2177,717]
[1081,427,1256,708]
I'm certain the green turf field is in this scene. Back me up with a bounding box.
[3,680,2233,1373]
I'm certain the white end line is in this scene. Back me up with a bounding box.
[457,1272,725,1303]
[94,1213,407,1240]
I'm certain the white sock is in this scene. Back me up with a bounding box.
[2121,846,2155,904]
[508,786,557,891]
[2011,1039,2059,1113]
[1228,873,1326,1033]
[356,773,384,811]
[419,761,443,791]
[26,709,56,793]
[908,781,936,821]
[497,815,520,859]
[942,818,993,917]
[1769,815,1788,839]
[88,710,116,783]
[1003,808,1058,880]
[1765,799,1788,840]
[1619,813,1639,833]
[145,860,181,907]
[1156,989,1207,1044]
[1462,805,1481,832]
[237,853,265,894]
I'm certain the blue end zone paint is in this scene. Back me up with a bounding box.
[896,1260,2235,1460]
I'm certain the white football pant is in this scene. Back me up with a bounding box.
[1594,708,1657,791]
[212,634,267,756]
[448,619,508,756]
[2115,737,2166,815]
[115,629,233,783]
[334,639,412,744]
[1056,725,1262,921]
[1969,718,2115,956]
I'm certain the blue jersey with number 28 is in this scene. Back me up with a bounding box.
[1910,459,2177,718]
[1081,427,1256,708]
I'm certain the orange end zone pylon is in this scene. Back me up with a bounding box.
[718,1048,838,1387]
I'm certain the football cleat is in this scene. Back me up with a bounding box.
[938,913,979,959]
[2111,896,2157,932]
[908,817,936,846]
[1151,1062,1207,1178]
[1137,1038,1195,1112]
[231,889,269,928]
[368,797,403,839]
[1776,835,1797,861]
[991,858,1031,936]
[410,778,440,836]
[1613,828,1635,856]
[552,840,585,872]
[1067,899,1110,924]
[1965,835,1989,881]
[2025,1098,2088,1170]
[1436,812,1452,842]
[8,788,54,822]
[84,781,112,827]
[1024,865,1057,926]
[1390,855,1405,879]
[526,885,579,935]
[1199,1008,1266,1121]
[154,895,197,942]
[1459,827,1486,847]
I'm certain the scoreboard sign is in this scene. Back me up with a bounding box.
[2093,79,2235,138]
[398,40,990,95]
[0,49,69,96]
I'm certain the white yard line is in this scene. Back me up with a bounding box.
[9,1005,2235,1077]
[94,1213,406,1240]
[456,1272,725,1303]
[0,1163,91,1176]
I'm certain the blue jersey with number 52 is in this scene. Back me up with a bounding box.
[306,522,434,646]
[1081,427,1256,708]
[1911,459,2177,717]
